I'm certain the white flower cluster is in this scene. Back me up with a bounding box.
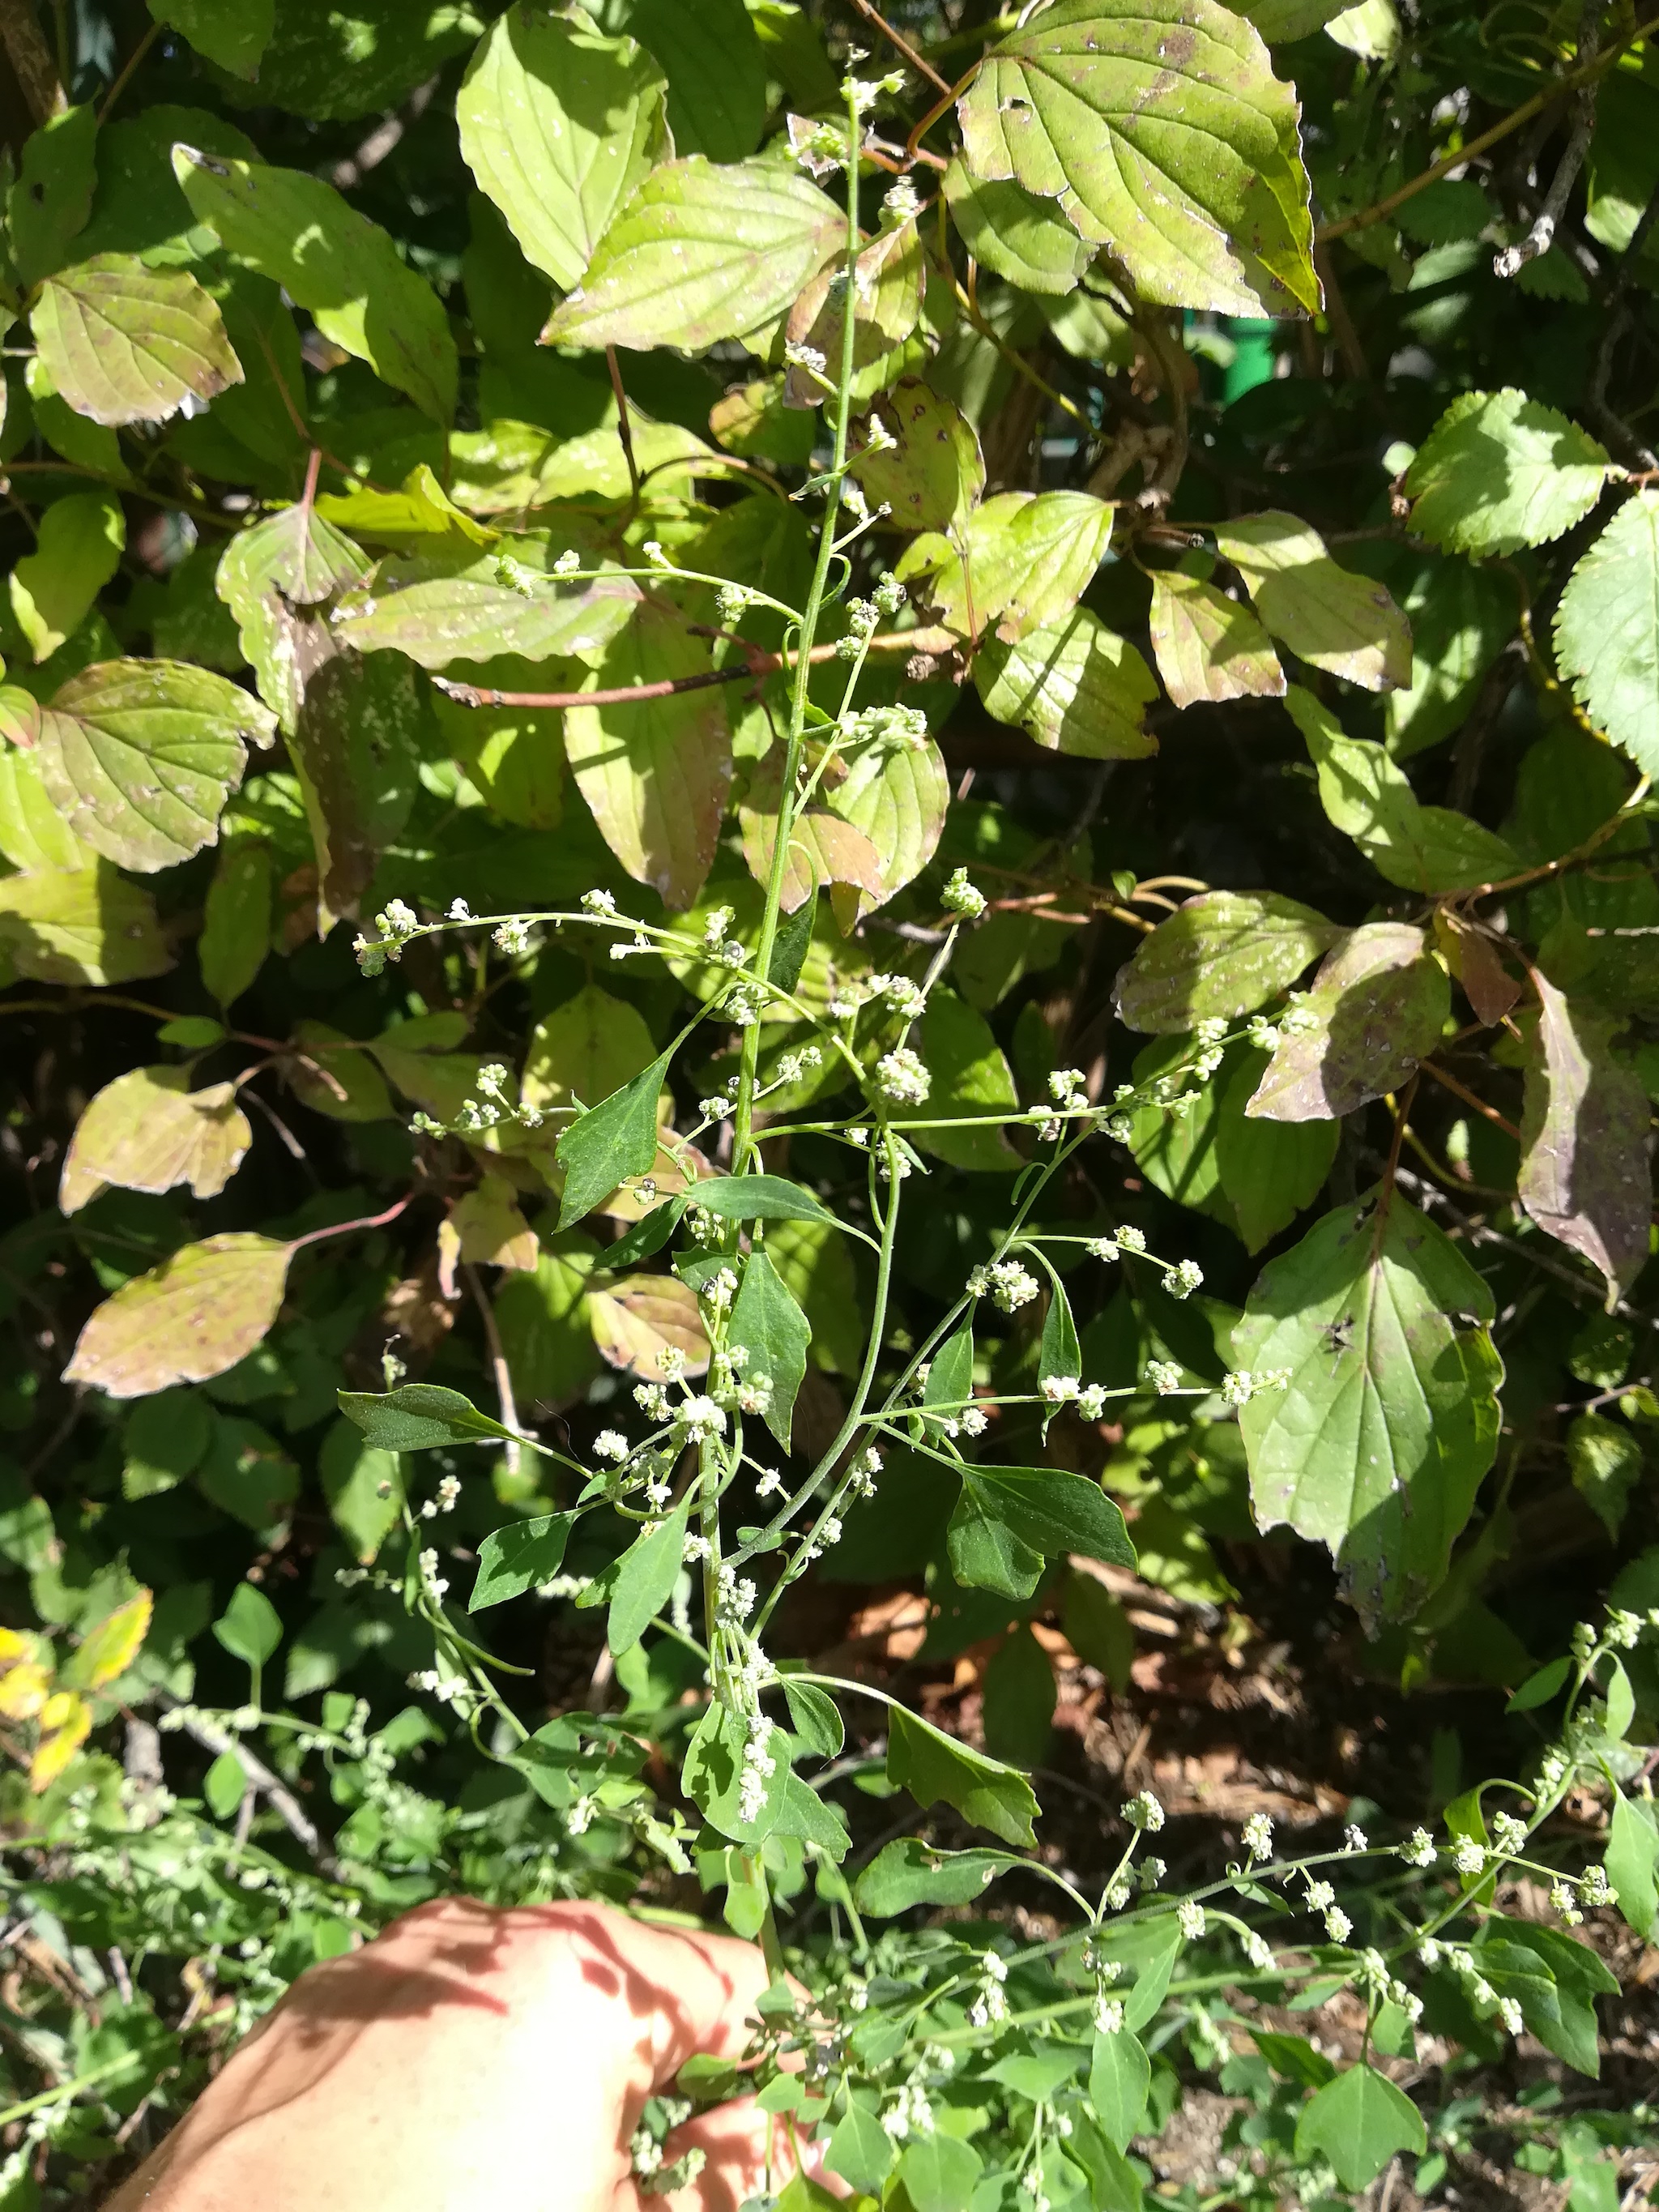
[1163,1258,1204,1300]
[967,1258,1041,1312]
[1123,1790,1165,1834]
[880,2082,934,2141]
[842,701,929,750]
[418,1473,462,1522]
[1221,1367,1292,1407]
[1400,1826,1437,1867]
[876,1046,930,1104]
[967,1948,1009,2027]
[736,1716,778,1826]
[1243,1812,1273,1862]
[1178,1899,1205,1941]
[355,898,420,973]
[1147,1360,1184,1395]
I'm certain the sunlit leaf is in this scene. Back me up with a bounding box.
[1218,514,1410,692]
[1406,389,1613,556]
[65,1233,292,1399]
[1246,923,1449,1121]
[1114,890,1340,1034]
[1148,570,1285,709]
[30,254,243,425]
[1519,971,1651,1299]
[60,1065,250,1215]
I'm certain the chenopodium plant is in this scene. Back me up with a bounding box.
[308,91,1644,2212]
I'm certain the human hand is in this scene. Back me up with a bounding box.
[104,1898,822,2212]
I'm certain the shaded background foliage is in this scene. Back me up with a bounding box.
[1,0,1658,2207]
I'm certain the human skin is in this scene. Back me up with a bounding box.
[102,1898,813,2212]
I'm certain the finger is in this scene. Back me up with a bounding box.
[547,1902,779,2082]
[665,2094,847,2212]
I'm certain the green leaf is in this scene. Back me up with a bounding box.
[1039,1279,1081,1390]
[824,2101,896,2196]
[898,2132,983,2212]
[607,1499,693,1655]
[597,1201,686,1273]
[958,0,1316,315]
[1233,1198,1503,1626]
[1148,570,1286,710]
[1245,923,1449,1121]
[941,159,1095,295]
[1215,1048,1341,1249]
[172,146,458,423]
[64,1232,291,1399]
[212,1582,282,1671]
[729,1246,811,1450]
[0,741,83,872]
[1567,1413,1643,1540]
[923,1321,976,1432]
[901,490,1114,643]
[783,1678,843,1758]
[457,3,667,292]
[950,1463,1136,1600]
[556,1049,673,1228]
[0,860,171,987]
[544,155,843,352]
[911,989,1021,1172]
[9,493,125,664]
[495,1244,603,1407]
[1507,1655,1572,1713]
[887,1706,1038,1846]
[471,1513,575,1610]
[1114,890,1340,1034]
[7,104,97,290]
[147,0,274,75]
[771,1769,850,1859]
[203,1749,247,1819]
[1218,514,1410,692]
[1293,2064,1426,2191]
[983,1624,1056,1764]
[336,1384,515,1452]
[1251,2030,1336,2088]
[1381,554,1516,760]
[199,838,271,1007]
[1519,972,1652,1300]
[343,545,638,677]
[215,503,373,728]
[1405,389,1614,555]
[1606,1790,1659,1941]
[682,1698,787,1841]
[1290,686,1518,892]
[824,730,949,927]
[853,1837,1011,1915]
[523,984,658,1117]
[1089,2027,1151,2154]
[614,0,766,162]
[1473,1918,1617,2077]
[1555,489,1659,775]
[240,0,482,122]
[848,377,985,533]
[698,1176,838,1228]
[565,604,731,906]
[30,255,243,426]
[288,648,425,919]
[318,1420,403,1565]
[36,659,271,873]
[975,608,1158,758]
[59,1065,249,1215]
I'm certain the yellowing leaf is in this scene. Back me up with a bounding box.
[1148,570,1286,708]
[30,1692,92,1791]
[64,1232,292,1399]
[1218,513,1410,691]
[30,254,244,425]
[60,1065,250,1214]
[975,608,1158,757]
[588,1272,710,1378]
[0,1661,53,1721]
[9,490,125,663]
[437,1175,541,1298]
[900,490,1113,643]
[60,1590,152,1692]
[0,861,172,987]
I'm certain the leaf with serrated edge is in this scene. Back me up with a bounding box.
[1149,570,1286,708]
[60,1065,249,1215]
[1406,388,1613,556]
[544,156,843,352]
[957,0,1317,315]
[976,607,1158,757]
[588,1273,710,1379]
[1289,685,1517,893]
[458,4,667,292]
[30,254,242,425]
[1114,890,1341,1034]
[564,604,731,907]
[902,489,1113,643]
[942,158,1095,295]
[1555,489,1659,774]
[36,659,271,873]
[0,862,172,986]
[172,146,458,423]
[1218,514,1410,691]
[1519,971,1651,1298]
[1233,1198,1502,1627]
[64,1232,292,1399]
[1246,923,1448,1121]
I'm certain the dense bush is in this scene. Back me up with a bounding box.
[2,0,1659,2205]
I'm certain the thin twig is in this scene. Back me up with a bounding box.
[845,0,953,96]
[464,1262,522,1480]
[160,1702,345,1880]
[431,626,959,710]
[1418,1058,1524,1142]
[606,347,642,502]
[98,18,159,122]
[1319,16,1659,245]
